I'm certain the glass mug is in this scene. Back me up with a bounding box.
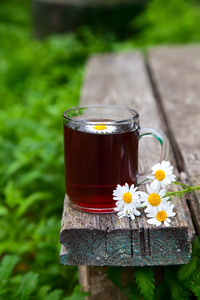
[63,105,169,213]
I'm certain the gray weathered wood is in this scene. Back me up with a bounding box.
[148,46,200,234]
[60,52,195,268]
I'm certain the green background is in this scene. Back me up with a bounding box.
[0,0,200,299]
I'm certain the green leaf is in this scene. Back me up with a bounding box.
[178,256,199,281]
[165,266,191,300]
[43,289,63,300]
[0,255,19,281]
[190,274,200,298]
[106,266,122,288]
[0,205,8,216]
[63,285,89,300]
[192,236,200,257]
[37,285,51,299]
[18,272,38,300]
[16,192,51,217]
[133,267,155,300]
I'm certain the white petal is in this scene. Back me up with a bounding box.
[152,163,161,172]
[116,184,127,194]
[113,195,123,201]
[160,181,168,188]
[124,202,134,210]
[163,178,173,185]
[130,213,135,220]
[166,218,171,223]
[129,184,136,193]
[124,183,130,192]
[161,160,170,169]
[115,200,124,208]
[163,196,169,201]
[150,184,160,194]
[118,215,124,219]
[164,220,170,227]
[146,212,156,218]
[135,191,148,202]
[130,183,136,189]
[167,204,175,211]
[158,189,166,197]
[133,209,141,216]
[150,179,160,190]
[147,218,161,227]
[135,203,144,209]
[167,212,176,217]
[113,189,123,197]
[118,211,125,218]
[145,206,159,215]
[114,207,120,211]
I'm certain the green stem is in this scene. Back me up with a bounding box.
[164,186,200,198]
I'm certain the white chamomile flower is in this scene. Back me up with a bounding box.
[148,160,176,190]
[138,184,170,214]
[113,183,142,220]
[85,124,116,134]
[146,204,176,227]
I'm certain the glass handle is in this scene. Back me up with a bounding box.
[137,127,170,185]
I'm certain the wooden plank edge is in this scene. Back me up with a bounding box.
[60,225,193,266]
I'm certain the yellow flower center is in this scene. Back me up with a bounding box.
[94,124,107,131]
[148,193,161,206]
[156,211,167,222]
[123,192,132,204]
[155,170,166,181]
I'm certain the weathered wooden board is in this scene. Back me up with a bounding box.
[148,46,200,234]
[60,52,195,268]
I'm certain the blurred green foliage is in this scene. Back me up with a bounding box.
[131,0,200,45]
[0,0,200,299]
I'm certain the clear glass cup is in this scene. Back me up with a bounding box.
[63,105,169,213]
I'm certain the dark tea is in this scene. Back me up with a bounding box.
[63,117,139,213]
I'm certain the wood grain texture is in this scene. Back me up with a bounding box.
[60,52,195,267]
[148,46,200,234]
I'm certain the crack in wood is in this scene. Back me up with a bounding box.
[139,227,146,257]
[130,229,133,258]
[147,228,151,257]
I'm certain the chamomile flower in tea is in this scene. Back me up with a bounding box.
[148,160,176,189]
[85,124,116,134]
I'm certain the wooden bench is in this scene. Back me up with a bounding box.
[60,46,200,299]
